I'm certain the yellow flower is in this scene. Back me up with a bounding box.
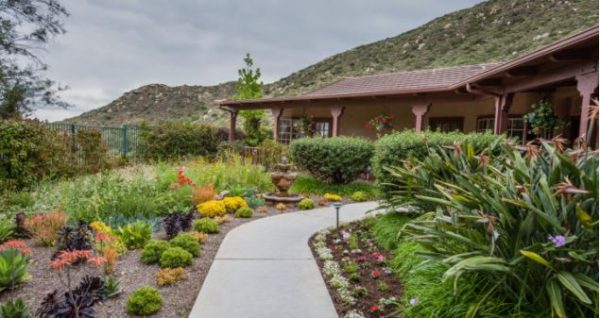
[90,220,111,233]
[222,196,248,213]
[324,193,342,202]
[197,200,227,218]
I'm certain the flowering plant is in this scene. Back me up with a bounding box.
[0,240,31,255]
[365,112,394,137]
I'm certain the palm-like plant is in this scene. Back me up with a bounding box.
[386,139,598,317]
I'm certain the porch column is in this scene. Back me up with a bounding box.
[411,102,430,132]
[576,72,599,139]
[331,106,344,137]
[271,107,283,141]
[493,93,514,134]
[228,109,238,142]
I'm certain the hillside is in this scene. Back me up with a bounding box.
[65,0,598,126]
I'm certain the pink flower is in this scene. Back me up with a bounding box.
[370,305,379,312]
[357,255,366,263]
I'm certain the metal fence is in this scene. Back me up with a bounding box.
[45,123,145,158]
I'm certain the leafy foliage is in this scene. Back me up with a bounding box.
[234,53,266,146]
[24,211,68,246]
[297,198,315,210]
[162,211,194,239]
[291,175,378,199]
[126,286,163,316]
[193,218,220,234]
[291,137,374,184]
[159,247,193,268]
[350,191,369,202]
[0,221,13,243]
[525,98,560,137]
[54,222,93,257]
[0,297,29,318]
[137,121,219,161]
[372,130,505,199]
[169,233,201,257]
[234,207,253,218]
[222,196,248,213]
[103,276,122,298]
[115,221,152,250]
[0,249,29,292]
[388,139,598,317]
[140,240,170,265]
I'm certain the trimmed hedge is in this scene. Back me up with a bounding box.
[138,121,219,161]
[372,130,506,198]
[290,137,374,184]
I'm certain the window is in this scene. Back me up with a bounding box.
[428,117,464,132]
[277,117,331,144]
[476,116,527,142]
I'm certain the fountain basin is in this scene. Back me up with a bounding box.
[262,192,304,204]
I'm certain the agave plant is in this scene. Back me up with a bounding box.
[0,249,30,292]
[0,297,29,318]
[387,139,598,317]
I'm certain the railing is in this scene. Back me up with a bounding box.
[237,145,289,170]
[45,123,145,158]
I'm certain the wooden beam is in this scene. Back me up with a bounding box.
[504,65,539,77]
[505,61,597,93]
[550,49,594,62]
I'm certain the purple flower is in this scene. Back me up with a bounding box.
[409,297,419,306]
[549,235,566,247]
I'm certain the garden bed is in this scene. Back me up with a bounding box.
[0,205,290,317]
[310,220,403,318]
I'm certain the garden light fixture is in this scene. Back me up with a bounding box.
[332,202,343,230]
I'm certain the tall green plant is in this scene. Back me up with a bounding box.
[387,139,598,317]
[234,53,266,146]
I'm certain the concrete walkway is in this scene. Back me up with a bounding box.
[189,201,378,318]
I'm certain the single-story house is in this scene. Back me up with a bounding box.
[219,26,599,145]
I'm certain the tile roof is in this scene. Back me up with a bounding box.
[304,63,500,97]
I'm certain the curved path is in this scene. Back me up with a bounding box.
[189,201,378,318]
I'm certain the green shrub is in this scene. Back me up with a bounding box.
[372,130,506,198]
[116,221,152,249]
[0,249,30,292]
[0,298,29,318]
[0,222,13,243]
[140,240,170,264]
[169,233,201,257]
[350,191,368,202]
[234,207,253,218]
[290,137,374,184]
[193,218,220,234]
[159,247,193,268]
[0,120,72,191]
[297,198,315,210]
[126,286,163,316]
[291,175,378,198]
[138,121,219,161]
[390,140,599,317]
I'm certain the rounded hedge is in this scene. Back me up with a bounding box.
[290,137,373,184]
[159,247,193,268]
[193,218,220,234]
[234,207,253,218]
[126,286,163,316]
[297,198,315,210]
[169,233,201,257]
[140,240,170,264]
[351,191,369,202]
[137,121,219,161]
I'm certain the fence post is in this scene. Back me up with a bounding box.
[122,125,129,157]
[70,124,76,152]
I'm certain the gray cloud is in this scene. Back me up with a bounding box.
[33,0,482,122]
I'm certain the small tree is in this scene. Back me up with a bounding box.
[234,53,265,146]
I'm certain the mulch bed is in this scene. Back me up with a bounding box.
[1,204,298,318]
[310,221,403,318]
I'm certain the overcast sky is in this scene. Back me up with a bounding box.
[33,0,482,122]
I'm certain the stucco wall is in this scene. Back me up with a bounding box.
[276,88,582,140]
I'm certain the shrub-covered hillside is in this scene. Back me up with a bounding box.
[65,0,598,126]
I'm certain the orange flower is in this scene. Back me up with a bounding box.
[87,256,107,268]
[96,232,108,241]
[0,240,31,255]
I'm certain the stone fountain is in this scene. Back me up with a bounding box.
[262,156,304,204]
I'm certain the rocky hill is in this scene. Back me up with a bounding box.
[65,0,598,126]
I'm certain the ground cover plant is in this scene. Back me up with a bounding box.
[291,175,378,200]
[311,220,403,318]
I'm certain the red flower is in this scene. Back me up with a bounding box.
[372,270,380,279]
[96,232,108,241]
[370,305,379,312]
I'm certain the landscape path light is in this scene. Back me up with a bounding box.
[332,202,343,230]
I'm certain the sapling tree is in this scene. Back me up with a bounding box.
[234,53,265,146]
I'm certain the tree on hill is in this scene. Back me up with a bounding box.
[0,0,69,119]
[234,53,266,146]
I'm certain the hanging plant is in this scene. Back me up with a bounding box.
[365,112,394,137]
[524,99,558,138]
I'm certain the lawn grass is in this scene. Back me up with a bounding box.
[290,175,379,199]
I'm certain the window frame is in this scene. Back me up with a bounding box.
[277,117,332,144]
[428,116,465,132]
[476,114,528,142]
